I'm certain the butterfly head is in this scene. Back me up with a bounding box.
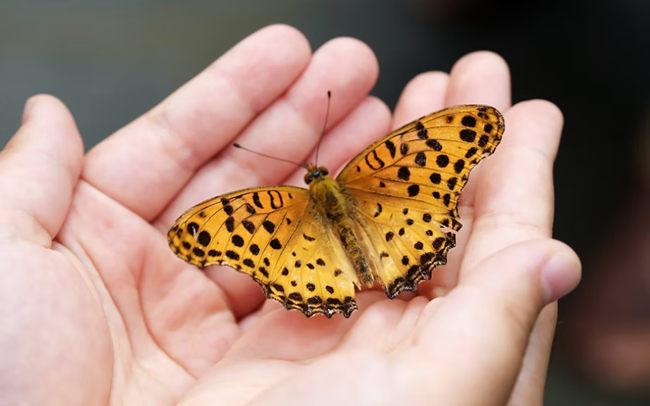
[304,163,329,184]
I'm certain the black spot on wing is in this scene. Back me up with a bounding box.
[187,222,199,236]
[407,185,420,197]
[398,167,411,181]
[374,203,383,217]
[426,139,442,151]
[263,220,275,233]
[231,234,244,247]
[460,129,477,143]
[245,203,256,214]
[461,115,476,127]
[242,220,255,234]
[414,151,426,166]
[268,190,284,209]
[454,159,465,174]
[365,150,385,170]
[385,140,396,158]
[225,217,235,232]
[197,231,211,246]
[465,147,478,158]
[252,192,264,209]
[225,250,240,260]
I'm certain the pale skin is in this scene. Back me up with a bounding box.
[0,25,581,405]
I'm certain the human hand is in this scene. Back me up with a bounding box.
[0,25,580,405]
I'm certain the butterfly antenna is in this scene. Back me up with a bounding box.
[315,90,331,167]
[232,143,308,169]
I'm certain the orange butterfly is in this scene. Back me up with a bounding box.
[168,105,504,318]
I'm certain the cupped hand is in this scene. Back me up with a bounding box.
[0,25,580,405]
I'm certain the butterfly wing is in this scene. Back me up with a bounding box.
[168,186,359,318]
[336,105,504,297]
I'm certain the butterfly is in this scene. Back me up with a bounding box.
[168,105,504,318]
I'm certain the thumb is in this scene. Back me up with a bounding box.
[459,238,581,330]
[0,95,84,245]
[405,238,581,406]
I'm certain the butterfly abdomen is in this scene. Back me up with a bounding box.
[310,175,374,287]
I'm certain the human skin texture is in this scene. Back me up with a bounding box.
[0,25,580,406]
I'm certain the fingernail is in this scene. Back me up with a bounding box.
[541,252,581,304]
[21,96,37,124]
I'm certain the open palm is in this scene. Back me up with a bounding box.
[1,25,579,406]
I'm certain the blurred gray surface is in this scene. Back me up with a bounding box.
[2,0,650,403]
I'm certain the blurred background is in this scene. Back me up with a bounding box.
[1,0,649,403]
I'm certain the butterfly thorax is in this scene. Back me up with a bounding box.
[305,164,374,286]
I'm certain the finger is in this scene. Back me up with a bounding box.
[0,95,84,244]
[155,37,379,229]
[417,51,512,285]
[465,100,564,269]
[463,100,565,405]
[392,71,449,129]
[443,51,511,214]
[83,24,312,221]
[405,239,580,405]
[445,51,511,111]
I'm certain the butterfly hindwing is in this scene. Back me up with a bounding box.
[346,189,457,298]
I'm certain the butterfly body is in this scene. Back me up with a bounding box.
[168,105,504,318]
[305,163,374,287]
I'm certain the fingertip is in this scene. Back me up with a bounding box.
[360,95,392,125]
[14,94,84,158]
[21,96,38,125]
[245,24,312,56]
[541,242,581,304]
[394,71,449,128]
[254,24,312,62]
[509,99,564,126]
[255,24,310,47]
[317,36,379,87]
[446,51,511,110]
[21,94,70,123]
[503,99,565,160]
[451,50,510,80]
